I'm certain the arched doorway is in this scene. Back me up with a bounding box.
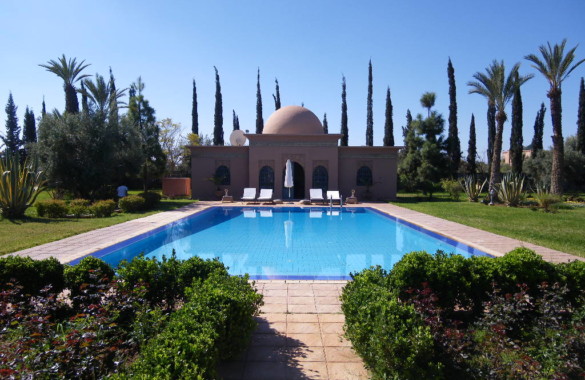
[282,161,305,200]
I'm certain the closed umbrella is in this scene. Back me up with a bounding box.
[284,159,293,199]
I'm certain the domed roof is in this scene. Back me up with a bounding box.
[263,105,324,135]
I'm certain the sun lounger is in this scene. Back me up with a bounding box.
[309,188,325,204]
[326,191,342,204]
[242,187,256,202]
[257,188,273,203]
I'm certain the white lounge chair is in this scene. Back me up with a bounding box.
[326,191,342,204]
[309,188,325,204]
[257,188,273,203]
[242,188,256,202]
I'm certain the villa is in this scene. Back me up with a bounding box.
[189,105,401,201]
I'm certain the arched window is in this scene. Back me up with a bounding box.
[356,166,373,186]
[259,166,274,189]
[312,166,328,192]
[215,165,230,185]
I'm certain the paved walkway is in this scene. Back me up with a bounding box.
[218,281,368,380]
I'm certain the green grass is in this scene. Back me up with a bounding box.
[391,193,585,258]
[0,192,197,256]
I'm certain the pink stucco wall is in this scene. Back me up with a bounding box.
[189,138,401,202]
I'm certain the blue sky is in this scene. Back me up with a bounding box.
[1,0,584,161]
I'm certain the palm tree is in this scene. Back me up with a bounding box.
[79,74,127,116]
[525,40,585,195]
[39,55,91,114]
[468,60,533,194]
[420,92,436,117]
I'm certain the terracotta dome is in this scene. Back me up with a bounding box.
[263,105,324,135]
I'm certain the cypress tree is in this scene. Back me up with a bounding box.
[401,109,413,157]
[273,78,281,110]
[383,87,394,146]
[3,93,21,154]
[323,113,328,134]
[487,103,496,175]
[233,110,240,130]
[256,68,264,134]
[467,114,477,174]
[41,97,46,117]
[340,75,348,146]
[366,60,374,146]
[108,68,119,124]
[23,107,36,144]
[447,58,461,176]
[577,77,585,154]
[213,66,224,145]
[531,103,546,158]
[192,79,198,135]
[510,78,524,173]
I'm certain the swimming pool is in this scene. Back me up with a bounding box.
[72,207,491,280]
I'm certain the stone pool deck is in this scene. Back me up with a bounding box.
[9,200,584,379]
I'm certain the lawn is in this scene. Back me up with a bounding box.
[391,193,585,259]
[0,192,197,256]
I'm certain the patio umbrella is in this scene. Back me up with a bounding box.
[284,159,293,199]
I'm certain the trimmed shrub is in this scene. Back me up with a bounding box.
[122,272,262,379]
[90,199,116,217]
[116,253,229,309]
[35,199,68,218]
[138,191,161,210]
[118,195,145,212]
[342,248,585,379]
[64,256,115,297]
[0,256,64,295]
[557,259,585,304]
[68,198,90,218]
[388,251,475,313]
[440,178,463,201]
[342,267,442,379]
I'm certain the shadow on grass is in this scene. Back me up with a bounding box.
[394,194,465,204]
[2,215,83,225]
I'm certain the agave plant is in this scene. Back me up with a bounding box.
[533,182,562,212]
[0,153,46,218]
[497,172,526,207]
[460,175,486,202]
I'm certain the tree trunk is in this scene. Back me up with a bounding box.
[549,90,564,195]
[488,112,506,194]
[65,83,79,114]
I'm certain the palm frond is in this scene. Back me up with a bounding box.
[525,39,585,90]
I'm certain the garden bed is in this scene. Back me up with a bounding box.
[341,248,585,379]
[0,253,262,379]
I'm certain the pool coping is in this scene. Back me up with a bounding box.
[8,201,584,265]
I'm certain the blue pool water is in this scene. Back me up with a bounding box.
[73,207,491,280]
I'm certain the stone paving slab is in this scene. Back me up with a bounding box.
[218,281,369,380]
